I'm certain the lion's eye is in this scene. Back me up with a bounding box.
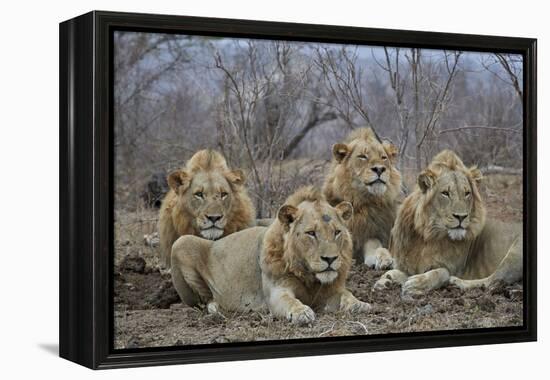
[381,155,388,161]
[357,154,368,160]
[305,231,316,238]
[194,192,204,199]
[465,190,471,197]
[441,191,450,197]
[220,192,228,199]
[334,229,341,238]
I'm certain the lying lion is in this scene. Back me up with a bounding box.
[323,127,402,269]
[374,150,523,297]
[158,149,255,269]
[171,186,371,325]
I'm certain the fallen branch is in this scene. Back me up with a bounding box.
[439,126,521,135]
[481,165,522,176]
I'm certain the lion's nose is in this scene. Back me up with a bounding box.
[452,213,468,224]
[206,214,223,223]
[371,166,386,175]
[321,256,337,266]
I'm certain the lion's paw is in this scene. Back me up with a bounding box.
[207,301,221,315]
[374,254,394,271]
[339,293,372,313]
[448,276,465,290]
[348,300,372,314]
[402,274,432,298]
[449,276,488,291]
[287,304,316,326]
[206,301,226,319]
[373,277,392,291]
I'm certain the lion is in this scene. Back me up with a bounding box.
[373,150,523,297]
[170,186,371,325]
[158,149,255,269]
[322,127,402,269]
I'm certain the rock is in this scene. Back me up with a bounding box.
[174,339,184,346]
[119,254,146,274]
[147,280,180,309]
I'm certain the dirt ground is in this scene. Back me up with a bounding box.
[113,173,524,349]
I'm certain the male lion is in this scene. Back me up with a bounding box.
[158,149,255,269]
[374,150,523,297]
[170,186,371,325]
[323,127,401,269]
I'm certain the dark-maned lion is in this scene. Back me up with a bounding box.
[323,127,402,268]
[158,149,255,269]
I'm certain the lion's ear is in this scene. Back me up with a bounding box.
[167,170,191,193]
[469,166,483,183]
[332,143,350,163]
[226,169,246,186]
[335,201,353,221]
[418,169,436,193]
[382,140,399,161]
[277,205,298,226]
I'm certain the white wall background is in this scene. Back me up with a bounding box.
[0,0,545,378]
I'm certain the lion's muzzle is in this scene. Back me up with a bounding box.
[447,212,470,240]
[364,167,390,196]
[312,255,341,284]
[198,214,226,240]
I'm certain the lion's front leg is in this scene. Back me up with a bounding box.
[449,276,490,290]
[401,268,450,298]
[265,284,315,326]
[373,269,408,291]
[363,239,394,270]
[325,289,371,314]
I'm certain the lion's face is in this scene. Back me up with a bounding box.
[417,165,484,241]
[168,168,245,240]
[333,138,398,197]
[278,200,353,284]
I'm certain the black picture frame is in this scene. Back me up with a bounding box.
[59,10,537,369]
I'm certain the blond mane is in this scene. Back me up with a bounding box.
[262,186,352,287]
[375,149,522,296]
[390,150,487,274]
[322,127,402,262]
[342,127,380,144]
[185,149,229,173]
